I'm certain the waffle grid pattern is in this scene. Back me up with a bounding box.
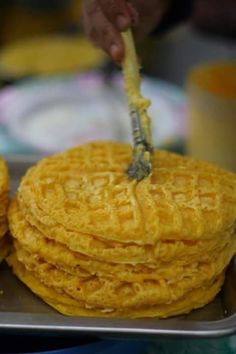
[7,142,236,318]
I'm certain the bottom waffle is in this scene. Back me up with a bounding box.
[7,253,225,319]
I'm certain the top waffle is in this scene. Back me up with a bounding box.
[18,142,236,246]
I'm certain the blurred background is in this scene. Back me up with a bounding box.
[0,0,235,171]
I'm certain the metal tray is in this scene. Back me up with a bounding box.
[1,155,236,339]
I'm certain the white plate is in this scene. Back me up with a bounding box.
[0,73,186,154]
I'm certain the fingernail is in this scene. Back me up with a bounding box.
[116,15,129,31]
[110,44,122,62]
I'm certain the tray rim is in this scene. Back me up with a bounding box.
[1,312,236,338]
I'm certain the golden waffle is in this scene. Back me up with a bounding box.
[14,244,234,309]
[10,199,236,283]
[8,253,224,318]
[13,232,236,284]
[7,142,236,318]
[18,142,236,245]
[9,197,235,268]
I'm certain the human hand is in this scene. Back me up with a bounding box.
[82,0,168,62]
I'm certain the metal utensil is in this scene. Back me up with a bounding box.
[122,30,154,181]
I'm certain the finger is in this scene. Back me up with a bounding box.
[98,0,132,31]
[99,17,125,62]
[83,1,125,62]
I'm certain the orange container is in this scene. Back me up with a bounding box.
[186,61,236,172]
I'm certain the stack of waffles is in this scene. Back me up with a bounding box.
[7,142,236,318]
[0,157,9,262]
